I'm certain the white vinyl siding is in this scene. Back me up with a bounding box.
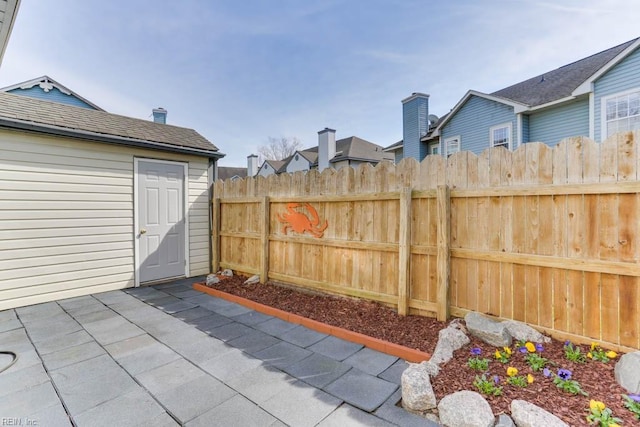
[0,129,210,310]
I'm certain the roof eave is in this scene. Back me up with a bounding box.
[572,38,640,97]
[0,117,225,159]
[0,0,20,68]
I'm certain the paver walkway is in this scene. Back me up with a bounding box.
[0,277,437,426]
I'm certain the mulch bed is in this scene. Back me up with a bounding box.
[203,275,638,426]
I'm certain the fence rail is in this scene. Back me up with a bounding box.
[212,133,640,352]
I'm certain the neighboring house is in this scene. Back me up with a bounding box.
[393,37,640,161]
[254,128,393,177]
[217,166,247,181]
[0,75,104,110]
[0,85,224,310]
[0,0,20,67]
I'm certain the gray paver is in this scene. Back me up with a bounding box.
[56,370,139,415]
[156,327,209,349]
[30,402,73,427]
[254,317,298,336]
[323,369,398,412]
[378,359,409,385]
[283,353,352,388]
[227,365,297,404]
[25,316,82,342]
[0,318,21,333]
[0,363,49,397]
[0,380,60,416]
[136,412,180,427]
[0,328,32,351]
[155,374,236,423]
[116,342,181,375]
[308,336,364,361]
[41,341,105,371]
[147,296,182,308]
[50,354,123,388]
[104,334,158,359]
[226,329,281,355]
[261,379,342,427]
[15,302,65,323]
[82,316,145,345]
[73,387,166,427]
[230,310,274,326]
[73,308,120,324]
[199,349,262,382]
[35,329,94,355]
[135,358,204,394]
[2,348,40,373]
[173,338,235,365]
[374,389,439,427]
[209,301,253,317]
[0,309,16,322]
[208,321,254,341]
[186,394,277,427]
[188,313,234,332]
[277,325,328,347]
[343,347,399,376]
[93,290,135,305]
[137,316,193,337]
[319,404,395,426]
[253,341,313,369]
[170,306,215,322]
[169,289,204,299]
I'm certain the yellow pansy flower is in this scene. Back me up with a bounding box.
[506,366,518,377]
[504,346,512,355]
[527,374,534,384]
[609,423,620,427]
[606,350,617,359]
[525,342,536,353]
[589,400,606,412]
[591,342,597,350]
[495,349,501,359]
[587,352,593,358]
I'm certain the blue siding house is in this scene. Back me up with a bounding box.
[391,37,640,161]
[0,76,104,110]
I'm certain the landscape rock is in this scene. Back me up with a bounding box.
[243,274,260,285]
[401,363,437,411]
[220,269,234,277]
[502,320,550,343]
[465,312,512,347]
[614,351,640,393]
[437,390,493,427]
[420,361,440,377]
[206,274,220,286]
[495,414,516,427]
[510,400,568,427]
[429,322,470,366]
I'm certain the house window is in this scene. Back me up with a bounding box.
[603,89,640,138]
[445,136,460,156]
[490,123,512,149]
[429,144,439,155]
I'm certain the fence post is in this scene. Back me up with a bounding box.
[212,197,221,273]
[436,185,451,321]
[260,196,270,284]
[398,187,412,315]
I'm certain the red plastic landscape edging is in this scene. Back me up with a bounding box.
[193,283,430,363]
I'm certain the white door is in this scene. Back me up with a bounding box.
[136,159,186,283]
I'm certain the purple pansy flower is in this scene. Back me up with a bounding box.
[493,375,500,384]
[519,347,528,353]
[535,343,544,352]
[564,340,571,347]
[470,347,482,356]
[628,394,640,403]
[543,368,551,378]
[557,368,572,380]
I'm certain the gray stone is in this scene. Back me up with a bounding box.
[253,341,313,369]
[199,349,262,382]
[56,370,138,416]
[438,390,494,427]
[510,399,568,427]
[226,329,282,355]
[221,268,234,277]
[429,322,470,366]
[343,348,398,376]
[205,274,220,285]
[615,351,640,393]
[172,307,217,322]
[277,325,328,347]
[134,358,204,394]
[72,387,165,427]
[465,312,512,347]
[230,310,273,326]
[401,362,437,411]
[495,414,516,427]
[502,320,550,343]
[227,365,296,404]
[324,369,398,412]
[378,359,409,385]
[41,341,105,371]
[0,363,49,398]
[0,381,61,418]
[308,336,364,361]
[244,274,260,285]
[283,353,351,388]
[254,317,298,335]
[186,394,277,427]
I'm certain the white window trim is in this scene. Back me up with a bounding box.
[600,86,640,141]
[489,122,513,150]
[444,135,461,156]
[429,144,440,155]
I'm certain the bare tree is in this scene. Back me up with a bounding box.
[258,136,303,162]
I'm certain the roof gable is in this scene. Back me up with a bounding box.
[1,76,104,110]
[435,91,524,132]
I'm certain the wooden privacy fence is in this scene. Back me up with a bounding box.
[212,133,640,351]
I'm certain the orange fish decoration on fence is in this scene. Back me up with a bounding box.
[277,203,328,238]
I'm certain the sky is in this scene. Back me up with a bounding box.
[1,0,640,167]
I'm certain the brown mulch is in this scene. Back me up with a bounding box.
[203,275,639,426]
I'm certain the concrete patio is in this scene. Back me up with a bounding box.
[0,277,436,426]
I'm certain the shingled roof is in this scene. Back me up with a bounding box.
[492,37,639,107]
[0,91,222,158]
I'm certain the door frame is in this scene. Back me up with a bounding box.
[133,157,190,287]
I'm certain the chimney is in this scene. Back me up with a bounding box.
[318,127,336,171]
[152,107,167,124]
[401,93,429,161]
[247,154,259,177]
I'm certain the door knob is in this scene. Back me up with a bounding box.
[140,229,147,234]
